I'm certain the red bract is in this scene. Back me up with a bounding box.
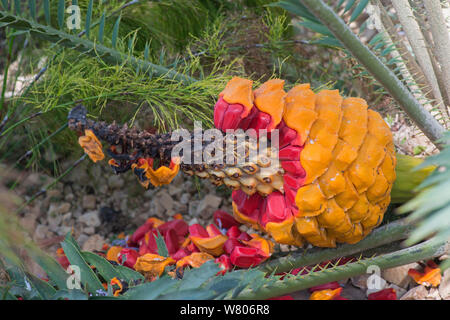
[237,231,252,242]
[139,230,158,255]
[158,219,189,239]
[368,288,397,300]
[56,248,70,270]
[118,248,139,269]
[230,246,266,268]
[172,247,191,261]
[129,223,153,246]
[213,210,240,230]
[163,228,180,255]
[226,226,242,239]
[215,254,232,275]
[223,238,243,255]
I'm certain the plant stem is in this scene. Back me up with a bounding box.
[259,219,413,274]
[0,32,15,115]
[237,238,448,299]
[299,0,445,148]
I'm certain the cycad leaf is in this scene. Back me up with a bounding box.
[29,250,69,290]
[85,0,93,38]
[14,0,20,15]
[349,0,369,22]
[57,0,64,29]
[43,0,50,25]
[178,260,221,291]
[111,15,121,49]
[1,0,7,11]
[114,265,145,283]
[60,235,104,292]
[344,0,356,13]
[28,0,36,20]
[98,11,106,44]
[154,231,169,257]
[82,251,124,283]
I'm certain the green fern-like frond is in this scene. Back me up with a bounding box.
[398,131,450,266]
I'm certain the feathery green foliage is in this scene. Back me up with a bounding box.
[398,131,450,269]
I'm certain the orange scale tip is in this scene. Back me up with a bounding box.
[219,77,254,114]
[253,79,286,130]
[176,252,215,269]
[190,234,228,257]
[309,287,343,300]
[106,246,123,263]
[232,202,260,230]
[243,234,274,256]
[173,213,183,220]
[146,217,165,228]
[78,129,104,162]
[408,266,441,287]
[134,254,175,280]
[146,158,180,187]
[264,217,303,246]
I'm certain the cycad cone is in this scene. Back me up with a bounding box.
[214,77,397,248]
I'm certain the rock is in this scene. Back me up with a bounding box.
[180,193,190,205]
[76,234,90,248]
[33,225,50,241]
[168,185,183,197]
[439,269,450,300]
[57,226,72,236]
[157,191,174,213]
[108,175,124,189]
[84,227,95,235]
[20,214,37,234]
[64,193,74,202]
[82,195,97,210]
[196,194,222,219]
[426,287,442,300]
[382,262,419,289]
[387,283,407,299]
[279,244,290,252]
[400,285,428,300]
[79,211,101,228]
[58,202,71,214]
[81,234,105,252]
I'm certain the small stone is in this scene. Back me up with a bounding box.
[400,285,429,300]
[168,185,183,197]
[387,283,407,299]
[20,214,37,234]
[81,234,105,252]
[439,269,450,300]
[82,195,97,210]
[64,193,74,202]
[196,194,222,219]
[57,226,72,236]
[58,202,71,214]
[180,193,190,205]
[279,244,290,252]
[426,287,442,300]
[157,191,174,213]
[79,210,101,228]
[108,175,124,189]
[381,262,419,289]
[84,227,95,235]
[33,224,50,241]
[76,234,90,248]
